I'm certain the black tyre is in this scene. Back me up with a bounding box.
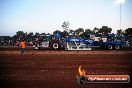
[107,44,113,50]
[51,42,61,50]
[114,45,121,50]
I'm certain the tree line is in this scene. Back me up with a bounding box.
[0,21,132,39]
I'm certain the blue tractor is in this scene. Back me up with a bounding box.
[33,33,126,50]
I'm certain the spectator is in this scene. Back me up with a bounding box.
[19,39,26,54]
[29,40,33,46]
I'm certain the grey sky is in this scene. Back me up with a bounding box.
[0,0,132,36]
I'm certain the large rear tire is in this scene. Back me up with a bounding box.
[114,45,121,50]
[107,44,113,50]
[51,42,61,50]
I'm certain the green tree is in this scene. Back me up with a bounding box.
[117,29,122,35]
[28,32,34,36]
[80,29,94,39]
[93,27,99,34]
[98,26,112,35]
[75,28,84,35]
[85,29,94,34]
[35,32,39,36]
[124,28,132,36]
[27,32,34,39]
[16,31,25,37]
[62,21,69,32]
[62,30,69,37]
[69,30,74,35]
[53,30,61,35]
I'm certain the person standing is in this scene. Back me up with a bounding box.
[19,39,26,54]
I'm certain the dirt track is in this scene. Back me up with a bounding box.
[0,50,132,88]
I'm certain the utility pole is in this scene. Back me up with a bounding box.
[120,3,121,30]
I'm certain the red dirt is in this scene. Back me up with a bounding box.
[0,50,132,88]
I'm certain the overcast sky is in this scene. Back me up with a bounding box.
[0,0,132,36]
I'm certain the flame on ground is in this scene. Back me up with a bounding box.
[78,65,86,76]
